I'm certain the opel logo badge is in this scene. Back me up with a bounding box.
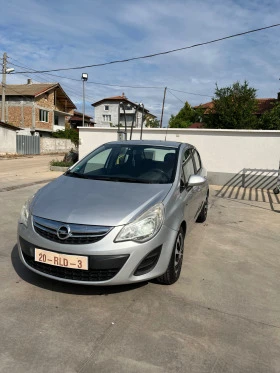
[57,225,71,240]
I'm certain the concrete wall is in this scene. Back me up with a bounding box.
[0,127,17,154]
[78,127,280,188]
[40,138,74,154]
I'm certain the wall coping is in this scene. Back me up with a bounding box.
[78,127,280,135]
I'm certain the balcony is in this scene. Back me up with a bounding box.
[119,108,135,114]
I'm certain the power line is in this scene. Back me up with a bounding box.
[10,57,214,98]
[10,59,164,89]
[167,89,185,104]
[9,61,95,104]
[11,23,280,74]
[168,88,212,98]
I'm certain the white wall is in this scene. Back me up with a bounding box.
[78,127,280,186]
[0,127,17,153]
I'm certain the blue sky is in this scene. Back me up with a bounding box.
[1,0,280,126]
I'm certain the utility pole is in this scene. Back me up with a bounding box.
[1,52,7,122]
[160,86,167,128]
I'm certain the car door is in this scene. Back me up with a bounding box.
[182,148,203,222]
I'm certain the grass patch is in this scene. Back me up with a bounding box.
[50,159,73,167]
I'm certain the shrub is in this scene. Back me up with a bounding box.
[52,129,79,147]
[50,159,73,167]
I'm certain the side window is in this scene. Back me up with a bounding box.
[192,150,202,173]
[182,149,195,182]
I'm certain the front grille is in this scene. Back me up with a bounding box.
[134,246,162,276]
[33,215,112,245]
[19,237,129,282]
[23,253,119,281]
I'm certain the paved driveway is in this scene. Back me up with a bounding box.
[0,154,63,191]
[0,168,280,372]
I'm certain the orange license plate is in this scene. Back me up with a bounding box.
[34,248,88,270]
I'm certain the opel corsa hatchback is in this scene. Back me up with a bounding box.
[18,140,209,285]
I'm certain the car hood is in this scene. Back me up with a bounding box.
[32,175,172,226]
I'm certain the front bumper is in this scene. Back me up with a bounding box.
[18,219,178,285]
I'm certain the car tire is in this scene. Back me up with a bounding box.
[273,187,280,195]
[157,227,185,285]
[196,195,208,223]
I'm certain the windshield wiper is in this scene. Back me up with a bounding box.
[88,176,151,183]
[116,177,151,183]
[65,171,89,179]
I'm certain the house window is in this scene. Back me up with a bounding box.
[103,114,111,122]
[104,105,109,111]
[39,109,49,122]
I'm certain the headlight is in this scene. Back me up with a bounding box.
[19,196,34,227]
[115,203,164,243]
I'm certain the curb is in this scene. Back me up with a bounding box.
[50,166,69,171]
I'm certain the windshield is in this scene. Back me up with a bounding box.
[66,144,178,184]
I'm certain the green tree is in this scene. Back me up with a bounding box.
[257,102,280,130]
[169,102,202,128]
[52,129,79,147]
[203,81,258,129]
[146,118,160,128]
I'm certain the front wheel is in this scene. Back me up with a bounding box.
[157,227,185,285]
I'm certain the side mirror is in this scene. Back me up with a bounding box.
[188,175,206,187]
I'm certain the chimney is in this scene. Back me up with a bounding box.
[122,92,126,98]
[27,79,32,85]
[277,92,280,101]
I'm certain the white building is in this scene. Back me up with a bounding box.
[92,93,156,128]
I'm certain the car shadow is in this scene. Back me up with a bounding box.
[11,245,147,295]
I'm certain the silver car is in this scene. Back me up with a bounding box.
[18,140,208,285]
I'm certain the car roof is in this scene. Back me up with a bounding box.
[105,140,192,148]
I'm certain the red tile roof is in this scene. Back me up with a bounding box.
[92,93,151,114]
[70,111,93,120]
[255,98,276,114]
[194,98,278,115]
[92,94,129,106]
[189,122,204,128]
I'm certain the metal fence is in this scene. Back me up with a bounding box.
[16,135,40,155]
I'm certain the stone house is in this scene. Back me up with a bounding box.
[0,80,76,137]
[92,93,156,128]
